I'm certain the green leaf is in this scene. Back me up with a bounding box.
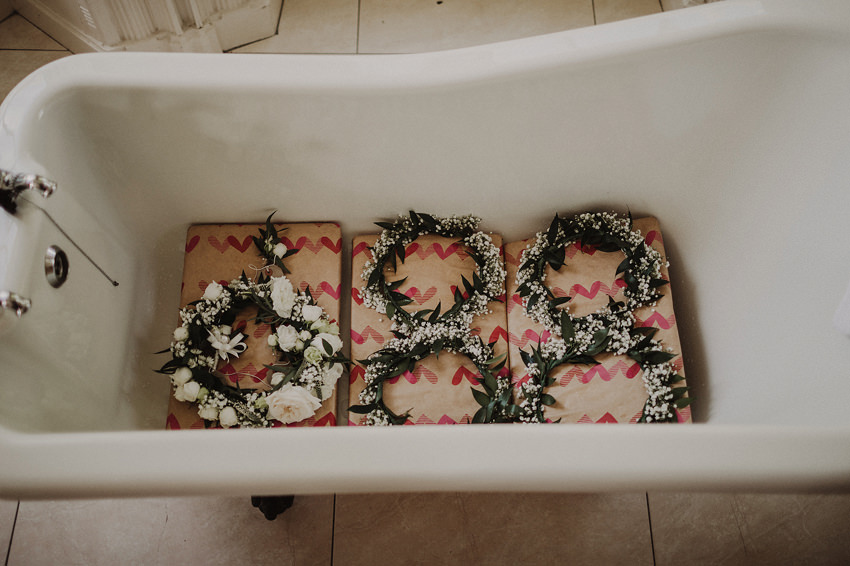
[560,312,575,343]
[540,394,557,406]
[470,387,491,407]
[348,404,377,414]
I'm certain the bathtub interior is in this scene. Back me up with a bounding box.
[3,24,850,434]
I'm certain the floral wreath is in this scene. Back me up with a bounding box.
[515,212,691,423]
[351,211,515,425]
[158,214,346,428]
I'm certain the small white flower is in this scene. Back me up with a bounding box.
[276,324,300,351]
[273,242,287,258]
[301,304,323,322]
[171,367,193,387]
[271,372,285,386]
[266,384,322,424]
[270,276,297,318]
[219,406,239,428]
[202,281,224,301]
[207,328,247,361]
[173,327,189,342]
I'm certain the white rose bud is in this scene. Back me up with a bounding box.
[173,327,189,341]
[202,281,223,301]
[273,242,287,258]
[267,334,278,347]
[172,367,193,387]
[198,406,219,421]
[301,304,323,322]
[311,333,343,355]
[219,406,239,428]
[271,372,285,386]
[219,325,231,336]
[303,346,323,365]
[299,330,312,341]
[276,324,300,352]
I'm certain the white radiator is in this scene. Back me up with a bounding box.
[12,0,282,52]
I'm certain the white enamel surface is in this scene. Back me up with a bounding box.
[1,0,850,497]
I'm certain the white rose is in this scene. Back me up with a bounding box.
[301,304,323,322]
[311,333,343,355]
[173,327,189,341]
[320,363,344,400]
[303,346,323,365]
[202,281,223,301]
[174,381,200,402]
[270,372,285,386]
[265,384,321,424]
[270,277,296,318]
[276,324,300,351]
[299,330,312,341]
[273,242,287,258]
[219,406,239,428]
[172,367,193,387]
[198,406,219,421]
[267,334,278,347]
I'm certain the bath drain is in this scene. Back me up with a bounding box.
[44,245,69,288]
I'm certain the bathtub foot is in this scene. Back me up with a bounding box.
[251,495,295,520]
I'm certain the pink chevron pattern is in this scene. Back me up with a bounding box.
[166,413,181,430]
[404,286,438,304]
[507,293,523,314]
[564,242,599,259]
[185,235,200,253]
[509,328,551,349]
[352,241,371,258]
[284,412,336,427]
[577,412,619,423]
[351,287,363,305]
[387,365,439,385]
[252,323,270,338]
[219,363,268,384]
[404,241,469,261]
[452,367,482,385]
[298,280,341,300]
[645,230,662,246]
[635,312,676,330]
[552,279,625,299]
[280,236,342,254]
[559,367,584,387]
[198,279,230,292]
[579,360,641,384]
[349,365,365,384]
[207,235,253,253]
[488,326,508,344]
[504,249,522,267]
[350,326,385,345]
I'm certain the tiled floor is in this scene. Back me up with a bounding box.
[2,2,850,565]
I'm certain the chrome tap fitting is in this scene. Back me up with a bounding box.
[0,291,31,317]
[0,169,57,214]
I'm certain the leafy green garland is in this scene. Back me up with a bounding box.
[515,212,691,423]
[158,214,347,428]
[351,211,515,425]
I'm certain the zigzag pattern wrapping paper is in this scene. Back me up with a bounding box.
[505,217,691,424]
[165,222,342,430]
[349,234,510,425]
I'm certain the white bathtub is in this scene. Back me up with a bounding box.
[2,0,850,498]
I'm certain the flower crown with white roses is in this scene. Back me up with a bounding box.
[158,215,347,428]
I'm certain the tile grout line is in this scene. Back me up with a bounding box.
[645,492,657,566]
[4,501,19,566]
[330,494,337,565]
[355,0,361,54]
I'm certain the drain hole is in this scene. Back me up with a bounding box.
[45,245,69,288]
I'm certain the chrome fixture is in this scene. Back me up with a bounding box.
[44,245,69,288]
[0,169,57,214]
[0,291,31,317]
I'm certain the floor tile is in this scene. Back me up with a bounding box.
[649,493,850,565]
[1,499,18,564]
[233,0,358,54]
[334,492,653,565]
[0,14,65,51]
[358,0,594,54]
[0,49,70,105]
[8,495,334,565]
[595,0,662,24]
